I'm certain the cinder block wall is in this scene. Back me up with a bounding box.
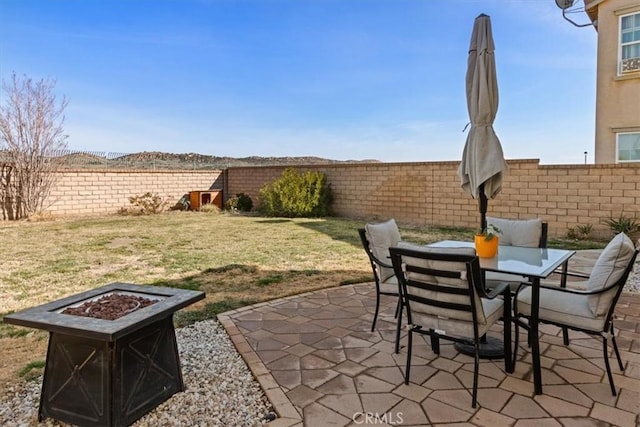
[46,169,222,216]
[226,159,640,239]
[32,160,640,239]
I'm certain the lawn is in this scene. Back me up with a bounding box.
[0,211,603,392]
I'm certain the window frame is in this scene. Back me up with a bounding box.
[616,131,640,163]
[618,11,640,75]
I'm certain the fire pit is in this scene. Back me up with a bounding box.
[60,291,160,320]
[3,282,205,426]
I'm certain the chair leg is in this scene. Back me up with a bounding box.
[472,342,479,408]
[394,299,403,354]
[404,329,413,385]
[503,294,512,373]
[430,332,440,355]
[371,291,381,332]
[602,336,617,396]
[513,317,520,370]
[610,324,625,372]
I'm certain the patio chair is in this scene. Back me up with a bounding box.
[358,219,404,353]
[389,245,512,408]
[513,232,639,395]
[485,217,548,292]
[486,217,548,248]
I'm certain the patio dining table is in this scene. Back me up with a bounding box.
[429,240,576,395]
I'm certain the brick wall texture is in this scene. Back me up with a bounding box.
[226,159,640,240]
[36,159,640,239]
[46,169,223,216]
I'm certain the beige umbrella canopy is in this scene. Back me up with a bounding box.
[457,13,508,230]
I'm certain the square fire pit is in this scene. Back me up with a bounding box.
[4,282,205,426]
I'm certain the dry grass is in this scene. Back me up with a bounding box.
[0,212,473,316]
[3,216,347,310]
[0,212,426,390]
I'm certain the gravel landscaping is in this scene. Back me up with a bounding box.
[0,319,275,427]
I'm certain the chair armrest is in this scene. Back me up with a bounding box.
[565,271,590,279]
[542,281,621,296]
[551,269,590,279]
[369,254,392,269]
[482,282,510,299]
[516,281,618,296]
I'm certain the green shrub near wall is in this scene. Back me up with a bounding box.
[224,192,254,212]
[258,168,333,217]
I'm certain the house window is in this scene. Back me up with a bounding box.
[620,12,640,73]
[617,132,640,162]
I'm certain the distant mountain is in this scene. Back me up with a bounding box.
[117,151,378,167]
[56,150,379,169]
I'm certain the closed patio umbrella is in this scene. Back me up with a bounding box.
[457,13,507,231]
[456,13,509,360]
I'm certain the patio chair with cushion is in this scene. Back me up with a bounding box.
[484,217,548,292]
[389,245,512,408]
[513,232,639,395]
[358,219,404,353]
[486,216,548,248]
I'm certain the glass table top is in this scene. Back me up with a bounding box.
[428,240,576,279]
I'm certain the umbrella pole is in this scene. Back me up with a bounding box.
[478,181,488,348]
[479,182,487,231]
[456,180,504,359]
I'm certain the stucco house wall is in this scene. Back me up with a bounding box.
[586,0,640,163]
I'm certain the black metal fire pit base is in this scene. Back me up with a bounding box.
[4,283,205,427]
[41,316,182,426]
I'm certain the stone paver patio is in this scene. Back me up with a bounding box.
[218,252,640,427]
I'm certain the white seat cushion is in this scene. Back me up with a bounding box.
[587,232,635,316]
[379,275,398,294]
[516,286,606,332]
[365,219,401,282]
[486,217,542,247]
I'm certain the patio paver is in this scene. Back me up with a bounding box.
[218,252,640,427]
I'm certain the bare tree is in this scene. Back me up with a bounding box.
[0,72,68,219]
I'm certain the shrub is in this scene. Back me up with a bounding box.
[567,223,593,240]
[199,203,221,214]
[602,212,640,237]
[118,192,169,216]
[224,193,253,212]
[258,168,333,218]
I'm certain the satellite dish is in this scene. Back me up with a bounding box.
[555,0,575,10]
[556,0,594,28]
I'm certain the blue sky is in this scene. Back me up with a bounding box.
[0,0,597,164]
